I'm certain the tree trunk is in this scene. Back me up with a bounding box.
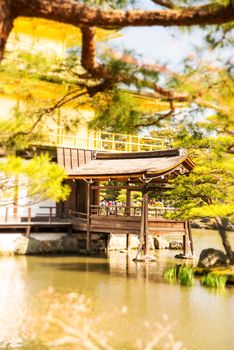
[215,216,234,264]
[0,0,14,59]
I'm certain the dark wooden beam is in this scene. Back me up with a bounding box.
[143,184,149,255]
[86,181,91,251]
[96,149,180,160]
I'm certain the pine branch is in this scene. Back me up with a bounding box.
[80,26,189,101]
[11,0,234,28]
[151,0,176,9]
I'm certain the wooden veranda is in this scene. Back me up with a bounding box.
[57,148,195,256]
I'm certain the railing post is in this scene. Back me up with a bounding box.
[155,208,158,219]
[129,135,132,152]
[49,207,52,223]
[27,207,31,223]
[5,207,9,223]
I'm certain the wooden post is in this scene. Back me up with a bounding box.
[187,220,194,256]
[86,181,91,251]
[143,184,149,255]
[126,184,131,216]
[27,207,31,223]
[49,207,52,223]
[183,221,189,257]
[5,207,9,223]
[126,233,131,251]
[138,201,145,256]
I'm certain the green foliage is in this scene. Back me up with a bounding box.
[0,107,44,152]
[164,265,194,286]
[99,181,122,202]
[201,273,227,289]
[164,265,177,283]
[178,266,194,286]
[90,90,142,133]
[82,0,135,9]
[0,155,70,204]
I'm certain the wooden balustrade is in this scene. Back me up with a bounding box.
[1,206,56,223]
[90,205,175,218]
[38,130,165,152]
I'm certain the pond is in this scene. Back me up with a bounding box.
[0,229,233,350]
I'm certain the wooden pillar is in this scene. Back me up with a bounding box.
[126,182,131,216]
[138,200,145,255]
[5,207,9,223]
[86,181,91,251]
[187,220,194,256]
[143,184,149,255]
[126,233,131,250]
[183,221,189,256]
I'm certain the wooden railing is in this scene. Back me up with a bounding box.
[90,205,176,218]
[1,206,57,223]
[38,130,165,152]
[91,205,142,217]
[69,210,88,223]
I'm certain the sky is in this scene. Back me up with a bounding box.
[106,0,205,69]
[114,26,204,67]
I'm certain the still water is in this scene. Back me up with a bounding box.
[0,229,233,350]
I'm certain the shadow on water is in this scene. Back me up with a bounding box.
[37,261,111,273]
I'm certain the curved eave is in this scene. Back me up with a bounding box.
[67,153,195,182]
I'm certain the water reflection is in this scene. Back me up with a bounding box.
[0,229,233,350]
[0,256,29,345]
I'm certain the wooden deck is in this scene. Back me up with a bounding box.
[0,221,72,235]
[0,206,72,235]
[71,214,187,235]
[70,205,194,256]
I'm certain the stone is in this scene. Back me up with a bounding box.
[169,240,183,250]
[154,236,169,249]
[175,253,194,260]
[198,248,229,268]
[148,235,155,250]
[133,254,157,262]
[14,236,30,255]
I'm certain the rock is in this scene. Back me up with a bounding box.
[148,235,155,250]
[175,253,194,260]
[169,240,183,250]
[14,236,30,255]
[133,254,156,262]
[154,236,169,249]
[198,248,229,268]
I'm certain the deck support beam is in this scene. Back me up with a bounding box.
[126,182,131,215]
[183,220,189,256]
[86,180,92,252]
[187,220,194,256]
[143,184,149,255]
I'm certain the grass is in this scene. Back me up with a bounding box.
[178,266,194,287]
[201,273,228,289]
[164,265,194,287]
[164,266,177,283]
